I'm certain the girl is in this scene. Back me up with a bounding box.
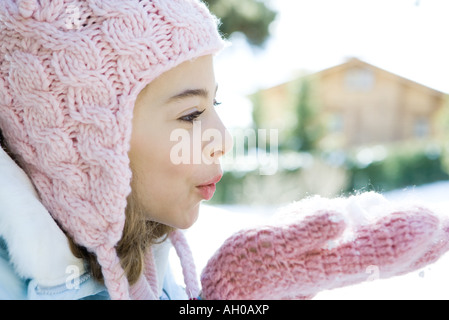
[0,0,228,300]
[0,0,448,300]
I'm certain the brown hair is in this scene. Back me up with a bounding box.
[0,128,16,161]
[0,129,4,149]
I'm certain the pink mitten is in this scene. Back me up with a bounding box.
[200,192,449,300]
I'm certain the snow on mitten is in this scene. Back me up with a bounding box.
[200,192,449,300]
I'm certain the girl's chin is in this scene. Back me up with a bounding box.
[171,202,201,230]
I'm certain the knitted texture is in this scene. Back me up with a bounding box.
[0,0,224,300]
[130,247,158,300]
[200,193,449,300]
[170,230,201,299]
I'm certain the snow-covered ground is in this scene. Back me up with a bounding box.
[170,181,449,300]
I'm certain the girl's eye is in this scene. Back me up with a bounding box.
[178,109,205,123]
[177,100,221,123]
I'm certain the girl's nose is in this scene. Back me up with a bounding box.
[202,121,233,164]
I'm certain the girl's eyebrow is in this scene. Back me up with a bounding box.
[168,85,219,103]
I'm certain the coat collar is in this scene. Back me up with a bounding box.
[0,147,85,287]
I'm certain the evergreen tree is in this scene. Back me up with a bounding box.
[289,79,324,152]
[204,0,277,47]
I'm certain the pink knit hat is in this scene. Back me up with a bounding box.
[0,0,225,299]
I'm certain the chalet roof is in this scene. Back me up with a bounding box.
[257,58,447,98]
[312,57,446,97]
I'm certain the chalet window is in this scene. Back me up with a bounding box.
[414,117,430,138]
[329,113,344,133]
[345,67,375,91]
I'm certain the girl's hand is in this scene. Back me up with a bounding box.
[200,193,449,300]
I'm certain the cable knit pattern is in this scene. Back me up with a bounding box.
[200,196,449,300]
[130,271,158,300]
[143,246,160,299]
[96,245,130,300]
[0,0,225,300]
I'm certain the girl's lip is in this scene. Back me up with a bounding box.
[196,184,217,201]
[197,174,223,188]
[196,174,223,200]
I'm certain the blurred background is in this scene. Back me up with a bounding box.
[172,0,449,299]
[202,0,449,206]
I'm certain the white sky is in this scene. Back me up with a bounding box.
[214,0,449,128]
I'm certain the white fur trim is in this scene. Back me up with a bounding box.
[0,147,84,287]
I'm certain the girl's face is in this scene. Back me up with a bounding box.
[129,55,232,230]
